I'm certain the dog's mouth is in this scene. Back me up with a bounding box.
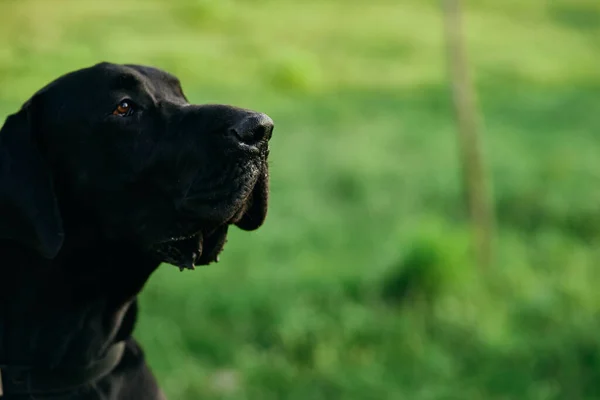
[151,226,228,271]
[150,166,269,270]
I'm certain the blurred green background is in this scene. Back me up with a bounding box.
[2,0,600,398]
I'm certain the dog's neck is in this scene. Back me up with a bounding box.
[0,234,160,368]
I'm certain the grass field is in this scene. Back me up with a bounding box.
[1,0,600,398]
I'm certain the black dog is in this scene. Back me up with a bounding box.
[0,62,273,399]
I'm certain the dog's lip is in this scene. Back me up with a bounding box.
[154,185,257,269]
[156,225,227,270]
[196,224,229,265]
[233,167,268,231]
[155,160,268,269]
[158,183,258,246]
[159,232,198,243]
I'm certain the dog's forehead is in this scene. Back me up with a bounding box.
[122,64,181,87]
[35,62,183,102]
[95,62,183,96]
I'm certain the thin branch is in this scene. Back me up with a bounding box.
[441,0,495,269]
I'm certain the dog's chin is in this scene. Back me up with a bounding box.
[151,169,269,270]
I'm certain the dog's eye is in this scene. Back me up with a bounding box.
[113,100,135,117]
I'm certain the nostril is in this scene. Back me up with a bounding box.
[252,124,268,142]
[230,113,274,145]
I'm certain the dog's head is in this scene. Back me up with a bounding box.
[0,62,273,269]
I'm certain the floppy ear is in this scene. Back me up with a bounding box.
[0,104,64,259]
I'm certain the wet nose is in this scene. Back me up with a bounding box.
[229,113,274,146]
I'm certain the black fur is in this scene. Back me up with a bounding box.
[0,62,273,399]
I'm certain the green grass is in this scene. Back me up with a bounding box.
[2,0,600,398]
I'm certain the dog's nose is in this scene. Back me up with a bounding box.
[229,113,274,146]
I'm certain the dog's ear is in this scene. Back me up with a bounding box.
[0,101,64,259]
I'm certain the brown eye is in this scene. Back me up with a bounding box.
[113,100,134,116]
